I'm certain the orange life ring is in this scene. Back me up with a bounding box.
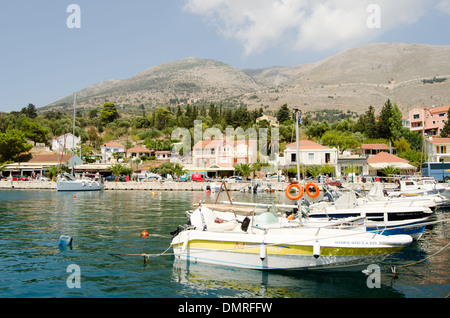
[305,182,320,198]
[285,183,303,201]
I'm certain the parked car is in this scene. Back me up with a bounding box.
[191,173,205,182]
[105,174,127,182]
[177,174,188,182]
[12,175,28,181]
[269,175,286,182]
[224,176,241,183]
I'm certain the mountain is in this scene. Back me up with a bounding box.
[242,43,450,114]
[46,43,450,114]
[47,57,263,111]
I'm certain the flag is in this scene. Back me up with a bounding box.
[298,114,302,126]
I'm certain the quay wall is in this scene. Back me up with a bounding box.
[0,180,392,191]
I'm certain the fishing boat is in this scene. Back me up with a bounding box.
[56,173,104,191]
[171,203,413,270]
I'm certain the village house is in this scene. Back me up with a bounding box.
[191,139,258,176]
[359,143,397,157]
[425,137,450,163]
[100,142,126,163]
[256,114,279,127]
[281,140,338,167]
[409,105,450,136]
[126,146,152,160]
[51,133,81,153]
[367,152,416,175]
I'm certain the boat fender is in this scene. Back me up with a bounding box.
[260,243,266,261]
[181,237,189,253]
[313,241,321,259]
[241,217,250,232]
[141,230,149,238]
[58,235,73,247]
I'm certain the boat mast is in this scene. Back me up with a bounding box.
[71,94,76,176]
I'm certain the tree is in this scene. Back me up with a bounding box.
[21,103,37,119]
[321,130,360,151]
[154,107,173,130]
[277,104,291,124]
[108,163,127,181]
[307,165,322,180]
[100,102,119,125]
[440,108,450,137]
[0,127,33,163]
[380,165,399,178]
[233,163,253,179]
[377,99,402,141]
[21,119,49,145]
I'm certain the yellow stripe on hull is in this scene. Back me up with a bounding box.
[173,240,403,256]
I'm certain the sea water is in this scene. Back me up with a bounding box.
[0,189,448,298]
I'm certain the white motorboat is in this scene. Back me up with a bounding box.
[305,189,433,240]
[171,204,413,271]
[387,178,450,198]
[56,173,104,191]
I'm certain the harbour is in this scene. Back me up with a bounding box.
[0,189,448,298]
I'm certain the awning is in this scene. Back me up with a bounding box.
[368,162,417,170]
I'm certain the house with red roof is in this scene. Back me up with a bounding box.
[425,137,450,162]
[126,146,152,159]
[191,139,258,176]
[409,105,450,137]
[282,140,337,167]
[360,143,397,156]
[367,152,416,175]
[100,142,126,163]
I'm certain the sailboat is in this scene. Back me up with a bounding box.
[56,94,104,192]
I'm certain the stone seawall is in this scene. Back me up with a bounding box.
[0,180,386,191]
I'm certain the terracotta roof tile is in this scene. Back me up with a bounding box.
[367,152,408,163]
[285,140,331,150]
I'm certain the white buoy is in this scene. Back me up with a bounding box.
[313,240,321,259]
[260,243,267,261]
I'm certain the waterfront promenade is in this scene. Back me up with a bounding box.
[0,180,384,191]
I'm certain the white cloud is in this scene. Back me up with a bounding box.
[183,0,445,56]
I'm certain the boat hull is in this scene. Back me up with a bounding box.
[56,181,104,191]
[171,228,412,271]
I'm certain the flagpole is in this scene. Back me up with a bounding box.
[294,108,301,182]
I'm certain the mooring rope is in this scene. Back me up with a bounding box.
[109,218,449,262]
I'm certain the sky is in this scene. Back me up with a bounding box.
[0,0,449,112]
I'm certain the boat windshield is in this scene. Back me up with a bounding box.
[253,204,279,226]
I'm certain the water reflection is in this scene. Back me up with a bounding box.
[171,260,406,298]
[0,189,448,298]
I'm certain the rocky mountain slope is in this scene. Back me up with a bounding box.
[46,43,450,115]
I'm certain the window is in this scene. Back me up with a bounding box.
[291,153,296,163]
[413,114,420,119]
[308,153,314,161]
[439,113,446,117]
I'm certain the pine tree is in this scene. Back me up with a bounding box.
[440,108,450,137]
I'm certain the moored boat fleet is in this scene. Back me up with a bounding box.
[170,178,449,271]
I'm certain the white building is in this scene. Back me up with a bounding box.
[282,140,338,167]
[191,139,258,175]
[425,137,450,162]
[100,142,126,162]
[51,133,81,153]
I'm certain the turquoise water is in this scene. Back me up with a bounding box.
[0,189,448,298]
